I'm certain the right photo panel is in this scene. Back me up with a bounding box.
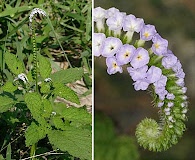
[94,0,195,159]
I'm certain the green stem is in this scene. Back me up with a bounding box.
[46,16,72,68]
[32,25,38,92]
[30,143,36,160]
[30,21,38,159]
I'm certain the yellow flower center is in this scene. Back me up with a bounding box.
[137,55,142,60]
[110,45,114,50]
[154,43,160,49]
[112,63,117,68]
[144,32,149,38]
[124,52,130,58]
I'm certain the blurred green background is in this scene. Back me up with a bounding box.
[94,0,195,159]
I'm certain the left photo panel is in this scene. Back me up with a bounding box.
[0,0,92,159]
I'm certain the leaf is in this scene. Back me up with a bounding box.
[48,127,91,159]
[42,99,53,118]
[1,81,17,92]
[4,52,24,75]
[38,54,52,79]
[50,68,84,84]
[6,143,11,160]
[53,83,80,104]
[25,122,47,146]
[54,102,91,125]
[40,82,51,94]
[85,4,91,41]
[24,93,45,124]
[52,116,66,130]
[83,73,92,87]
[0,95,15,113]
[0,155,5,160]
[114,136,140,160]
[95,113,139,160]
[0,5,34,18]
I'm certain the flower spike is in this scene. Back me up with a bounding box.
[94,7,188,152]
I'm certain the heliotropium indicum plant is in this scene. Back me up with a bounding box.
[94,7,188,152]
[0,8,91,159]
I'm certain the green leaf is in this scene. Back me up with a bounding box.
[52,116,66,130]
[6,143,11,160]
[25,122,47,146]
[114,136,140,160]
[95,113,139,160]
[1,81,17,92]
[48,127,91,159]
[24,93,45,124]
[50,68,84,84]
[42,99,53,118]
[83,73,92,87]
[40,82,51,94]
[0,95,15,113]
[0,154,5,160]
[4,52,24,75]
[54,102,91,125]
[53,83,80,104]
[38,54,52,79]
[0,5,34,18]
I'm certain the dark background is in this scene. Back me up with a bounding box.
[94,0,195,159]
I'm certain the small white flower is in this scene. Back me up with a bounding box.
[51,112,56,116]
[44,78,52,82]
[14,73,28,83]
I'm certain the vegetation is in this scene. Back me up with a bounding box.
[0,0,92,159]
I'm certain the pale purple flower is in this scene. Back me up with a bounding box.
[106,56,123,75]
[130,47,149,69]
[155,87,168,100]
[94,7,106,32]
[172,60,182,73]
[105,7,120,18]
[154,75,167,88]
[166,93,175,100]
[176,78,185,87]
[123,14,144,33]
[152,34,168,55]
[93,33,106,56]
[106,12,124,31]
[158,101,164,107]
[175,68,185,79]
[94,7,106,22]
[146,66,162,83]
[127,65,148,81]
[101,37,122,57]
[133,79,149,91]
[182,87,187,94]
[168,102,174,107]
[164,107,170,112]
[140,24,157,41]
[116,44,136,65]
[162,54,178,69]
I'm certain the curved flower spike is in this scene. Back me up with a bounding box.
[94,7,188,152]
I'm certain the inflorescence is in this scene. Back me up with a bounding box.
[29,8,47,29]
[94,7,188,152]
